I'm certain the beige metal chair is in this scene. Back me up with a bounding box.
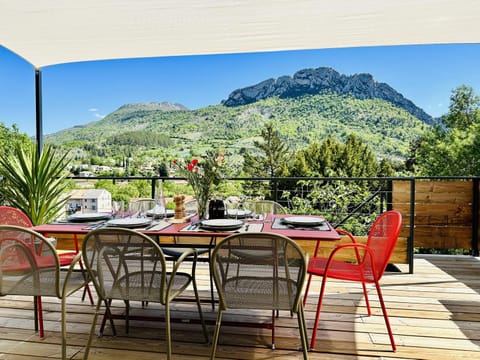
[162,199,216,308]
[0,225,87,360]
[231,199,289,326]
[210,232,309,359]
[242,199,287,219]
[82,227,208,360]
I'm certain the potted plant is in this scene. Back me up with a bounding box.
[0,142,72,225]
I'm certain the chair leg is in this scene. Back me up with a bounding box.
[361,281,371,316]
[100,299,116,336]
[303,273,313,307]
[81,282,95,305]
[165,301,172,360]
[33,296,38,332]
[192,265,209,343]
[310,275,328,350]
[124,300,130,334]
[208,258,215,310]
[296,303,310,359]
[208,237,216,310]
[271,310,276,350]
[210,309,224,360]
[374,281,396,351]
[61,297,68,360]
[74,234,95,305]
[36,296,45,338]
[83,299,102,360]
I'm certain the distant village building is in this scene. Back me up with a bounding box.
[79,170,95,177]
[67,189,112,213]
[91,165,113,173]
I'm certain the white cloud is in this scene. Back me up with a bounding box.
[88,108,105,119]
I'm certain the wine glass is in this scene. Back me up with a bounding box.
[111,200,124,218]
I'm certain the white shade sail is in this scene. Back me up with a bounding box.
[1,0,479,68]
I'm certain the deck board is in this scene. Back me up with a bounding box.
[1,255,480,359]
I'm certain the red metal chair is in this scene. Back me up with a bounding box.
[0,225,87,359]
[303,210,402,351]
[0,206,80,338]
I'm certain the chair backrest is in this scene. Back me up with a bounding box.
[243,200,287,216]
[365,210,402,279]
[82,227,168,303]
[211,232,307,312]
[0,225,59,297]
[0,206,33,227]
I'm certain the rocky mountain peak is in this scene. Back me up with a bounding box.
[222,67,433,124]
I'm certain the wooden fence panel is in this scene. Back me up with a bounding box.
[393,180,474,250]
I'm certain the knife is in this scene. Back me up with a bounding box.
[187,222,199,231]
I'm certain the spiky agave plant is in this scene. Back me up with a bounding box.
[0,142,71,225]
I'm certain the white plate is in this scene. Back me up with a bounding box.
[281,216,325,226]
[146,209,175,217]
[200,219,243,230]
[201,219,244,227]
[226,209,252,218]
[106,218,152,228]
[67,212,112,222]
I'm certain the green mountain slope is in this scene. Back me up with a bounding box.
[46,93,429,162]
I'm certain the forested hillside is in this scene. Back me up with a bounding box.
[46,92,429,164]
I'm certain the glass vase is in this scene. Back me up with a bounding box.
[195,191,210,220]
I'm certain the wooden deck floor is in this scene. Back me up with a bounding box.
[1,254,480,360]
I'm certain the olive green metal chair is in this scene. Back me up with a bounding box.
[82,227,208,360]
[210,232,309,359]
[0,225,87,359]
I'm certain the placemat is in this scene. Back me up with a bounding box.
[142,220,172,231]
[272,217,330,231]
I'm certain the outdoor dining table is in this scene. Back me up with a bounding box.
[32,213,341,256]
[32,214,341,335]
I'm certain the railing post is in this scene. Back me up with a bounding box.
[151,178,157,199]
[386,179,393,211]
[472,177,479,257]
[408,178,415,274]
[273,179,279,203]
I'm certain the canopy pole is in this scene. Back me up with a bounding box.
[35,68,43,153]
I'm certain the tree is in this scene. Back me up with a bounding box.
[0,122,32,157]
[443,85,480,131]
[242,122,290,198]
[412,85,480,176]
[243,122,290,178]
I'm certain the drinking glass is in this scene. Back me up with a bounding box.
[111,200,124,218]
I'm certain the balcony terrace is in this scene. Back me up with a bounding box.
[0,255,479,359]
[1,175,480,359]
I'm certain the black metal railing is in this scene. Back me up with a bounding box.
[3,174,479,267]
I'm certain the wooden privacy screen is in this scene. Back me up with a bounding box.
[393,180,475,250]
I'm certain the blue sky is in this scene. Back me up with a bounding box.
[1,43,480,136]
